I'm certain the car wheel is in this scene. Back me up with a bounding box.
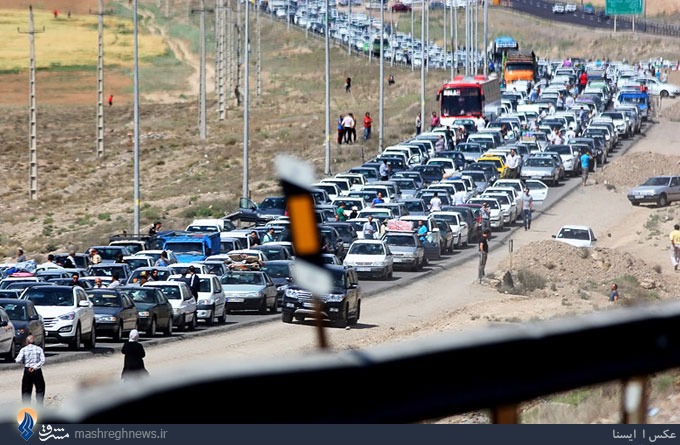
[189,312,197,330]
[631,201,640,206]
[218,307,227,324]
[146,317,157,337]
[4,340,16,363]
[294,315,305,322]
[112,323,122,342]
[336,304,350,328]
[206,306,215,326]
[658,194,668,207]
[348,302,360,326]
[282,312,293,323]
[178,315,186,331]
[258,298,268,315]
[661,90,669,98]
[69,325,82,351]
[163,317,173,336]
[84,325,96,349]
[388,267,393,279]
[269,300,278,314]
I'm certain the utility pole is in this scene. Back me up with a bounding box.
[191,0,213,140]
[443,1,447,63]
[243,0,250,198]
[215,0,227,120]
[410,6,414,72]
[132,0,141,235]
[483,0,488,76]
[453,2,457,77]
[228,0,234,100]
[324,0,331,176]
[92,0,112,158]
[420,0,425,128]
[236,0,242,105]
[379,2,385,153]
[425,1,429,73]
[257,0,261,96]
[348,0,352,56]
[18,6,44,201]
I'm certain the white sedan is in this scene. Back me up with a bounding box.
[552,225,597,248]
[565,3,577,12]
[343,239,394,280]
[552,3,565,13]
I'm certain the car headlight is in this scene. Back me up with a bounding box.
[15,328,27,336]
[402,253,415,258]
[277,285,289,292]
[245,292,262,298]
[172,308,180,314]
[138,311,150,317]
[325,293,345,302]
[96,315,117,323]
[58,311,76,321]
[198,299,211,305]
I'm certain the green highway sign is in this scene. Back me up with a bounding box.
[605,0,643,15]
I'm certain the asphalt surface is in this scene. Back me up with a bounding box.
[0,118,651,371]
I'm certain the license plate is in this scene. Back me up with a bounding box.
[635,195,644,199]
[356,267,371,272]
[303,302,315,308]
[228,298,244,303]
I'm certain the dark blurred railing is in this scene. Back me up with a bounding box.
[34,300,680,424]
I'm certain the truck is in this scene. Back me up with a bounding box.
[157,231,221,263]
[503,50,537,87]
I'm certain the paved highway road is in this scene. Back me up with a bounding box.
[0,121,650,370]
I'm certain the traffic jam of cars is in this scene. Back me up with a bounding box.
[0,53,667,365]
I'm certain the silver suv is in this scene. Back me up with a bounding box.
[21,285,96,350]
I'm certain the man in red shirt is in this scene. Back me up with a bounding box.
[363,112,372,142]
[578,71,588,93]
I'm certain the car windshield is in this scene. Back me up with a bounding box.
[259,197,286,210]
[404,201,425,212]
[642,177,671,187]
[348,243,385,256]
[525,158,553,167]
[221,273,264,286]
[88,266,125,277]
[558,228,591,240]
[261,264,291,278]
[88,292,123,307]
[457,143,481,153]
[384,235,416,247]
[150,285,182,300]
[125,258,151,270]
[550,146,572,155]
[163,242,204,255]
[432,214,458,224]
[24,288,74,306]
[124,288,160,304]
[0,303,27,321]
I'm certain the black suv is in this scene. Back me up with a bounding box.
[281,265,361,327]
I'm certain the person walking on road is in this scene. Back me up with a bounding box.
[609,283,620,302]
[363,216,376,240]
[121,329,148,381]
[415,112,422,135]
[580,151,592,186]
[478,230,490,284]
[670,224,680,271]
[480,203,491,233]
[428,192,442,213]
[430,111,440,131]
[522,188,533,230]
[15,335,46,406]
[505,149,521,179]
[379,159,389,181]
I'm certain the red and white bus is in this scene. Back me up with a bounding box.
[436,75,501,127]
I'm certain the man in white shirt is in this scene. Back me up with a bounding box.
[429,192,442,212]
[505,148,521,179]
[342,114,354,144]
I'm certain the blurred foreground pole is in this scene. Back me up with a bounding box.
[243,0,250,198]
[276,155,333,350]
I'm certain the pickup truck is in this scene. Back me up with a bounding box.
[236,196,287,224]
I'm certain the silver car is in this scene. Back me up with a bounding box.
[627,176,680,207]
[381,231,425,271]
[520,156,562,186]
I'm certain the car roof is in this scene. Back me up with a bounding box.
[558,225,592,230]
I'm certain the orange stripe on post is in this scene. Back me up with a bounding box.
[287,194,321,256]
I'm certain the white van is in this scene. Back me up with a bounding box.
[186,218,226,233]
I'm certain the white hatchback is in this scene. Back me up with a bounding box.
[343,239,394,280]
[143,281,198,331]
[552,225,597,248]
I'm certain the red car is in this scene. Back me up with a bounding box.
[391,2,412,12]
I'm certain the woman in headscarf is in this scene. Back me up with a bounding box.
[121,329,149,381]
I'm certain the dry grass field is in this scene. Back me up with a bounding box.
[0,0,679,260]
